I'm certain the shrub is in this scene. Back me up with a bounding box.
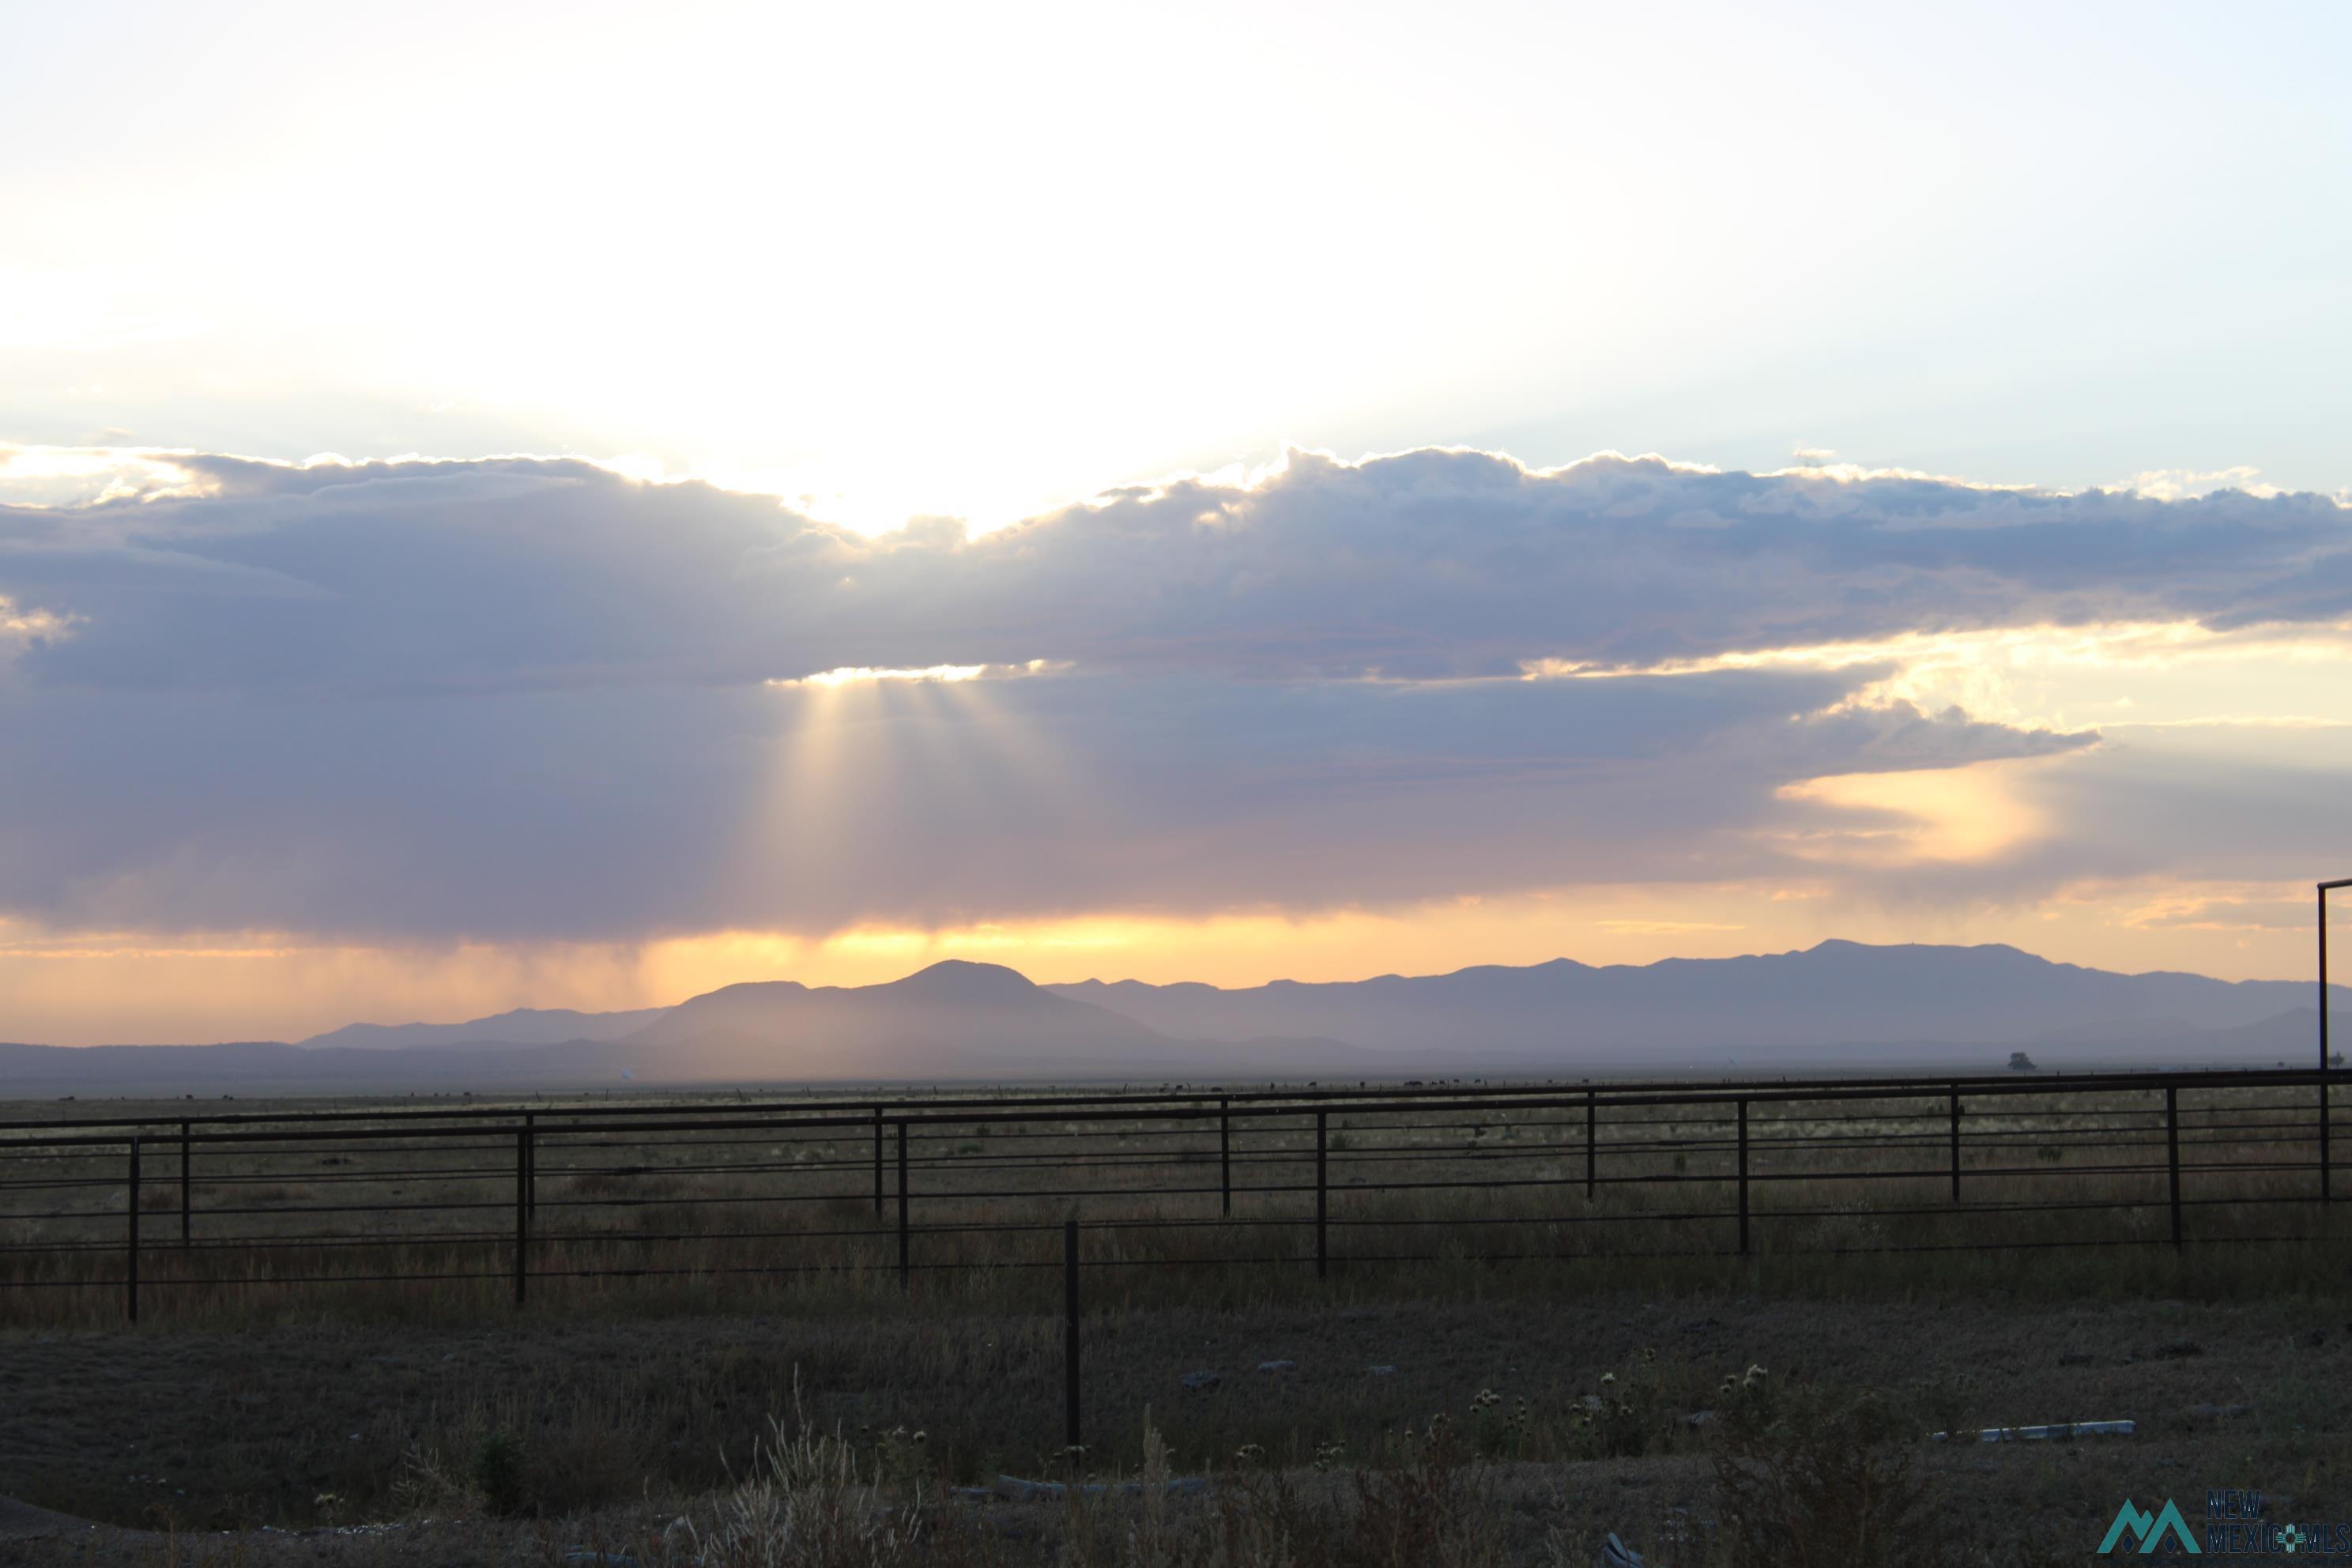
[1348,1414,1498,1568]
[635,1378,928,1568]
[1571,1352,1673,1461]
[526,1411,650,1515]
[1709,1389,1933,1568]
[470,1430,527,1517]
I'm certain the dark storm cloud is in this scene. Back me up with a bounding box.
[3,448,2346,695]
[0,446,2339,941]
[0,669,2086,942]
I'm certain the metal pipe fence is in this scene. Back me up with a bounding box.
[0,1065,2343,1323]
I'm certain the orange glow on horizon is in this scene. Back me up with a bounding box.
[0,873,2328,1049]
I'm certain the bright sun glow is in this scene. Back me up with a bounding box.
[1525,620,2352,732]
[769,660,1064,689]
[1775,760,2056,865]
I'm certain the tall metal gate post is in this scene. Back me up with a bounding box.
[2322,877,2350,1199]
[872,1106,884,1216]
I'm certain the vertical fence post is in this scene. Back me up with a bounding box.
[524,1110,537,1221]
[179,1120,192,1250]
[2165,1084,2183,1249]
[1736,1099,1750,1257]
[1219,1097,1231,1217]
[1063,1218,1082,1453]
[125,1136,141,1325]
[1585,1091,1596,1199]
[513,1125,529,1306]
[872,1106,884,1216]
[1948,1086,1962,1203]
[2324,1075,2333,1205]
[1314,1110,1328,1281]
[895,1118,910,1291]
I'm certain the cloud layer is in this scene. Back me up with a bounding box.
[9,447,2351,694]
[0,447,2345,945]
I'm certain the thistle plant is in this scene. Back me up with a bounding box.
[1573,1352,1671,1459]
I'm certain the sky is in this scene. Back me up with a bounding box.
[3,2,2350,1043]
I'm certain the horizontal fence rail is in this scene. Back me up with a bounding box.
[0,1068,2342,1323]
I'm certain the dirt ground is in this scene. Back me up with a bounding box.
[3,1287,2348,1565]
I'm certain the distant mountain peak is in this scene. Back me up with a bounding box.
[884,959,1039,1003]
[1802,937,2038,959]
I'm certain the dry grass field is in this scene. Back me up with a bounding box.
[6,1291,2349,1566]
[2,1078,2347,1565]
[3,1077,2345,1319]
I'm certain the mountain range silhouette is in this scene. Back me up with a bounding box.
[1,942,2341,1093]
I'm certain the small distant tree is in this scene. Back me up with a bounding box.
[2007,1051,2037,1072]
[472,1431,526,1515]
